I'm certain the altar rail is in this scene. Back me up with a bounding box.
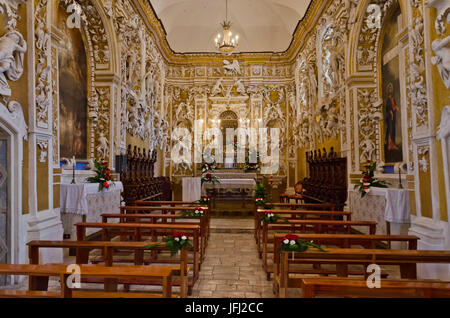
[120,145,172,205]
[301,147,347,211]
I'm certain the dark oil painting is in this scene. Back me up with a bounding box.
[381,6,403,163]
[58,7,88,159]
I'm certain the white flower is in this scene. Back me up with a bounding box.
[363,183,370,186]
[283,239,289,244]
[181,236,187,240]
[360,178,364,183]
[290,240,296,245]
[269,214,274,218]
[364,188,370,193]
[174,237,180,242]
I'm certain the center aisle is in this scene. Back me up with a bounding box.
[190,218,275,298]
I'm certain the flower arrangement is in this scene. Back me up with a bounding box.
[260,211,289,224]
[177,207,207,219]
[86,159,114,191]
[198,196,212,204]
[255,197,267,207]
[164,232,192,256]
[201,172,220,186]
[244,152,260,172]
[278,234,326,253]
[354,161,389,198]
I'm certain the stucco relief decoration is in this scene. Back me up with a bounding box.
[37,139,49,163]
[427,0,450,88]
[358,88,382,163]
[0,0,27,139]
[417,145,429,172]
[35,0,51,129]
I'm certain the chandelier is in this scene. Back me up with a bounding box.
[214,0,239,54]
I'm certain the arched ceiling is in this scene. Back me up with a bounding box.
[148,0,313,53]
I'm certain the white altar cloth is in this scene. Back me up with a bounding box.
[202,178,256,196]
[60,182,123,239]
[182,177,201,202]
[60,182,123,215]
[348,186,411,236]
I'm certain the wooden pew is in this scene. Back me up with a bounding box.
[299,277,450,298]
[75,222,201,288]
[255,209,352,252]
[0,264,177,298]
[120,205,211,238]
[27,240,190,297]
[272,233,419,296]
[101,212,209,256]
[254,202,337,239]
[261,219,377,279]
[276,248,450,297]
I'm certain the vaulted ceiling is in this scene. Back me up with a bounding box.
[148,0,313,54]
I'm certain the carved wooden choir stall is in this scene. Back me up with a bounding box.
[301,147,347,211]
[120,145,172,205]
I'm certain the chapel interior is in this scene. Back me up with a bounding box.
[0,0,449,299]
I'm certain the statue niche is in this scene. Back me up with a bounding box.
[58,6,88,159]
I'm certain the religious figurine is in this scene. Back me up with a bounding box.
[211,78,223,97]
[97,131,109,159]
[0,30,27,97]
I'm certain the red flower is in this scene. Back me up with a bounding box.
[285,234,299,241]
[103,181,110,188]
[172,232,188,239]
[205,173,211,179]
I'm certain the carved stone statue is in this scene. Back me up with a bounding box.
[0,30,26,97]
[360,139,376,162]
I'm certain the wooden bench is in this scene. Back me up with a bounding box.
[261,219,378,279]
[271,233,419,296]
[299,277,450,298]
[276,248,450,297]
[120,205,211,238]
[0,264,177,298]
[101,213,209,256]
[254,202,337,238]
[75,222,201,287]
[27,240,190,297]
[255,209,352,250]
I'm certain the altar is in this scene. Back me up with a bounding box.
[60,181,123,239]
[200,171,257,208]
[348,186,411,248]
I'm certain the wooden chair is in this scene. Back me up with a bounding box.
[279,182,304,203]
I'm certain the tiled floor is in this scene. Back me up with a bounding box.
[189,232,276,298]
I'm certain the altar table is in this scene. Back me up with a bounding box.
[348,186,411,247]
[60,182,123,238]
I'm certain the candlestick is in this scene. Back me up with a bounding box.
[71,156,76,184]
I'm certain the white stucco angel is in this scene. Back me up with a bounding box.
[97,131,109,159]
[0,30,27,97]
[235,78,246,95]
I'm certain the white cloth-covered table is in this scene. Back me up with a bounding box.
[182,177,201,202]
[60,182,123,238]
[202,179,256,196]
[348,186,411,236]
